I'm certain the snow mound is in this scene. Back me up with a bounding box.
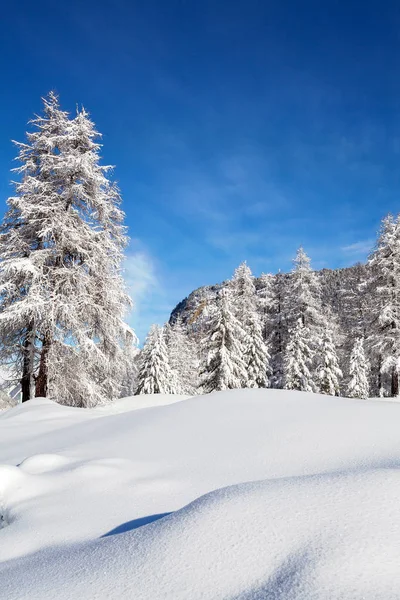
[1,389,400,598]
[96,393,189,413]
[2,469,400,599]
[18,454,72,474]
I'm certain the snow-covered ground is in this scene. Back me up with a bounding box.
[1,389,400,599]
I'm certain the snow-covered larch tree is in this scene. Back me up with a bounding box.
[200,289,248,393]
[316,327,342,396]
[367,214,400,397]
[268,271,287,388]
[257,272,274,340]
[246,309,271,388]
[284,247,325,332]
[135,324,177,395]
[230,261,271,387]
[230,262,257,326]
[165,317,198,394]
[0,93,133,406]
[283,247,326,383]
[347,337,369,399]
[119,337,141,398]
[230,262,256,313]
[283,318,315,392]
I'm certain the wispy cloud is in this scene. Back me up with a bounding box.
[123,241,194,344]
[124,249,157,302]
[123,243,165,344]
[157,147,294,266]
[341,239,374,256]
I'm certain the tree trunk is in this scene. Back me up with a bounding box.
[391,368,399,397]
[21,349,31,402]
[21,322,35,402]
[35,333,51,397]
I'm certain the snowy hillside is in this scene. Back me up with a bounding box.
[1,389,400,599]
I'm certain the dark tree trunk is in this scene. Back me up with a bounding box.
[21,323,35,402]
[21,349,31,402]
[391,368,399,397]
[376,354,383,397]
[35,333,51,397]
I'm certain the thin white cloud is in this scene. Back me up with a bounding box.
[124,251,158,308]
[341,239,374,256]
[123,242,200,345]
[158,144,292,230]
[123,246,166,344]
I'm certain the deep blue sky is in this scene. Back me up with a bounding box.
[1,0,400,341]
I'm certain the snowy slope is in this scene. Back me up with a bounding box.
[1,389,400,599]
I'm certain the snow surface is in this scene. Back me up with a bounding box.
[1,389,400,598]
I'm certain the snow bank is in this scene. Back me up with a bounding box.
[1,389,400,598]
[96,392,189,413]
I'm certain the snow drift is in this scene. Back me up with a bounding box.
[1,389,400,599]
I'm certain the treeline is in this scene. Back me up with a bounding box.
[134,216,400,399]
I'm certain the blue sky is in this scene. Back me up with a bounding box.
[1,0,400,342]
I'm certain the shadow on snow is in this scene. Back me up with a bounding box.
[101,512,171,537]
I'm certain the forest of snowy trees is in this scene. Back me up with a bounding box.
[136,217,400,400]
[1,93,400,406]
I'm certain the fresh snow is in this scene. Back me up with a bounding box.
[1,389,400,598]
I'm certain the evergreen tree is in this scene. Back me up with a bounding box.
[246,310,271,388]
[368,214,400,397]
[316,328,342,396]
[283,319,315,392]
[257,272,274,340]
[120,338,141,397]
[200,290,248,393]
[231,261,272,387]
[135,325,176,394]
[285,247,325,331]
[230,261,257,338]
[231,262,256,316]
[165,317,198,394]
[268,271,287,388]
[0,93,132,406]
[347,338,369,399]
[283,247,326,383]
[334,263,368,391]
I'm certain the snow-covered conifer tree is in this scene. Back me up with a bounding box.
[230,262,272,387]
[283,247,326,385]
[285,247,325,331]
[230,262,256,323]
[257,272,274,340]
[200,290,248,393]
[268,271,287,388]
[0,93,133,406]
[347,338,369,399]
[120,337,141,397]
[283,319,315,392]
[367,214,400,396]
[316,328,342,396]
[333,263,368,391]
[165,317,198,394]
[230,261,258,343]
[246,310,271,388]
[135,325,176,395]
